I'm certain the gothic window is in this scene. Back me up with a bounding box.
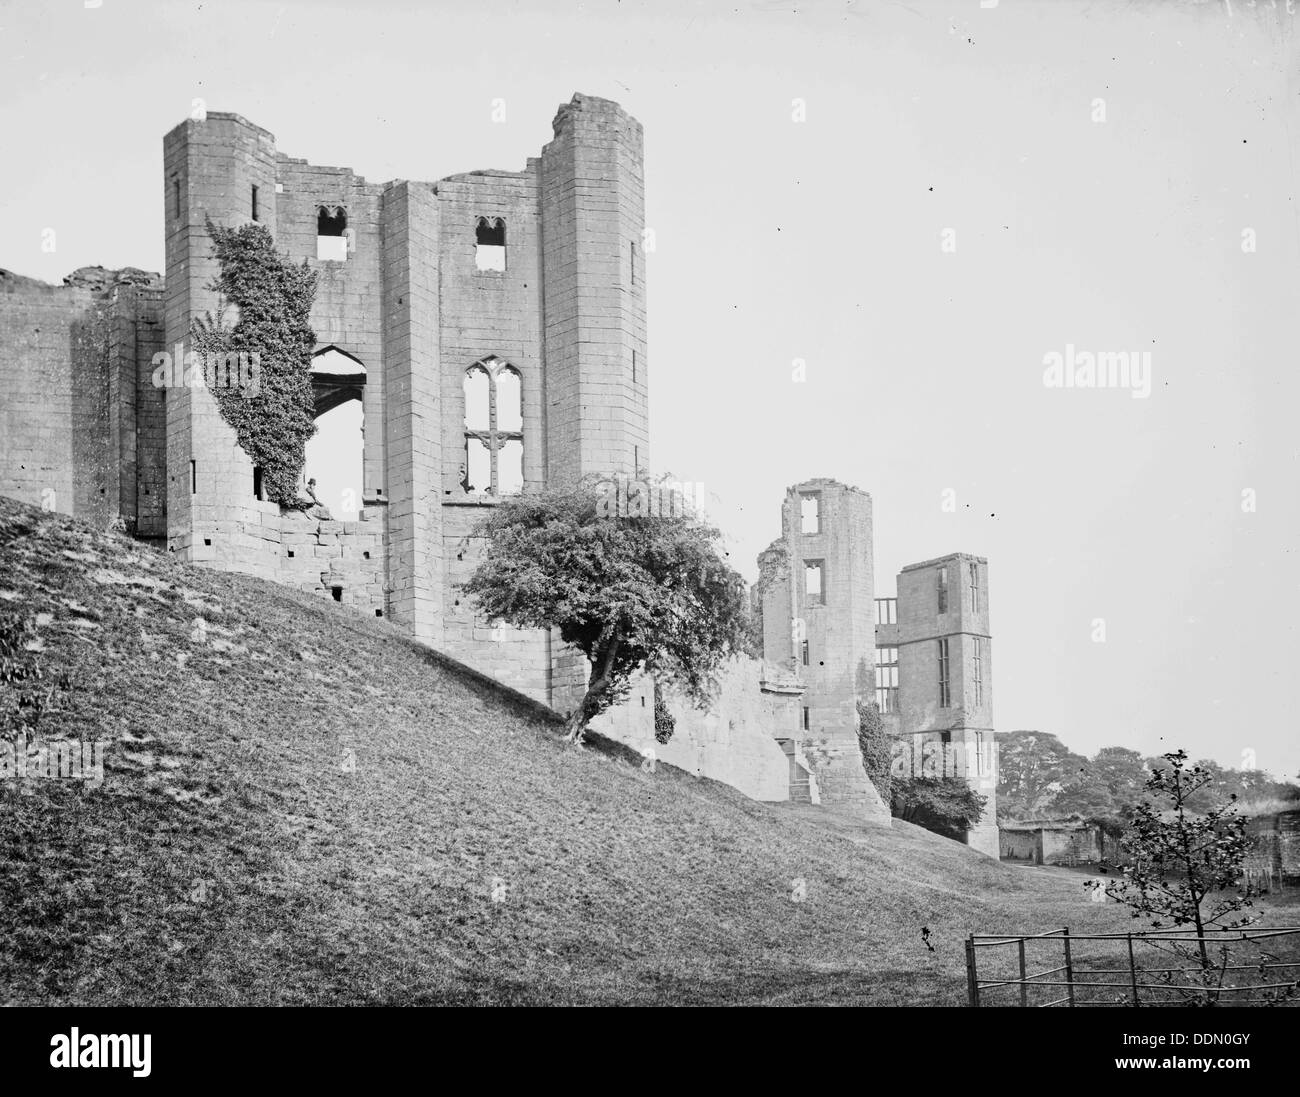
[973,637,984,706]
[475,217,506,271]
[937,637,951,708]
[462,357,524,495]
[937,566,949,614]
[969,562,980,613]
[317,205,348,261]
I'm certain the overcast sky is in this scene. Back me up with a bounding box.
[2,0,1296,777]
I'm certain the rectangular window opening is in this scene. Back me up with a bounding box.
[802,706,810,731]
[805,561,824,603]
[937,566,949,615]
[331,586,343,603]
[937,637,951,707]
[800,493,820,534]
[251,184,260,222]
[875,646,899,713]
[252,465,263,500]
[969,562,980,613]
[172,175,180,219]
[973,636,984,706]
[801,639,810,666]
[190,459,196,495]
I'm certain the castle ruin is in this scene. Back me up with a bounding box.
[0,94,997,854]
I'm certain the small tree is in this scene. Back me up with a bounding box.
[1088,750,1296,1004]
[855,699,892,801]
[891,776,987,842]
[463,480,751,744]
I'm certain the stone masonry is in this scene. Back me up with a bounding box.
[0,95,999,850]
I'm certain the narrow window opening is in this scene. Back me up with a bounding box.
[375,608,383,618]
[630,239,637,285]
[801,639,809,666]
[875,646,899,713]
[475,217,506,271]
[251,184,260,222]
[632,349,637,385]
[316,206,348,261]
[937,637,951,708]
[331,586,343,602]
[252,466,263,500]
[800,494,820,534]
[190,459,196,495]
[973,637,984,706]
[805,561,824,603]
[172,176,181,219]
[634,445,640,476]
[802,706,810,731]
[937,566,949,615]
[969,562,980,613]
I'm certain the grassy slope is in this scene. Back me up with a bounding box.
[0,496,1262,1006]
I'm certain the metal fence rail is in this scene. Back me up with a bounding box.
[965,926,1300,1007]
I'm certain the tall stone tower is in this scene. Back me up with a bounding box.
[158,96,648,718]
[758,479,889,820]
[162,114,281,578]
[876,553,998,855]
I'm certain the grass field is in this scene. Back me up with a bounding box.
[1,496,1293,1006]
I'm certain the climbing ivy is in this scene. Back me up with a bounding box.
[190,217,318,505]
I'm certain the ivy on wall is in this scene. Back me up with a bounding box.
[190,217,318,506]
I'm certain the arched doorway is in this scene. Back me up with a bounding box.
[304,347,365,516]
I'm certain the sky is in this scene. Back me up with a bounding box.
[1,0,1297,777]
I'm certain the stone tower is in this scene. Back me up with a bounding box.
[876,553,999,856]
[156,95,649,717]
[758,479,889,821]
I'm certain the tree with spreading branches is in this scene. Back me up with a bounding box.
[462,479,751,745]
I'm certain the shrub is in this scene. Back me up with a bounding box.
[890,775,987,841]
[855,699,892,801]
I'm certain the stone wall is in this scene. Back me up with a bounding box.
[594,657,801,803]
[0,269,162,530]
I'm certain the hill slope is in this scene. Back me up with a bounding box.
[1,496,1133,1005]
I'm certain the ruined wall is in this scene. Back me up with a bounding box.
[0,274,94,516]
[0,270,162,529]
[595,658,799,803]
[1247,810,1300,882]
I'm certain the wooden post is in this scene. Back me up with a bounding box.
[1127,933,1140,1006]
[1063,927,1076,1007]
[1019,937,1028,1007]
[965,938,980,1007]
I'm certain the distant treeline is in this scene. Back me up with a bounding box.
[995,731,1300,826]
